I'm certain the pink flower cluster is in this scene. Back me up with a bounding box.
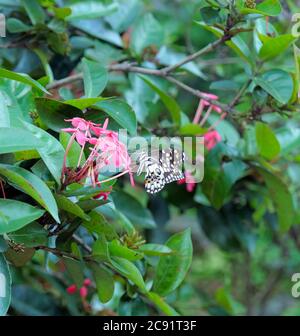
[66,278,92,298]
[61,117,134,190]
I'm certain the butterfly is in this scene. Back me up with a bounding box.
[136,148,185,194]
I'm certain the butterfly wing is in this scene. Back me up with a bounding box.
[159,148,185,184]
[138,148,185,194]
[144,162,166,194]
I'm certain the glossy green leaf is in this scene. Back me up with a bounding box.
[23,121,65,185]
[20,0,45,24]
[94,99,137,135]
[0,199,44,234]
[35,98,82,132]
[0,253,11,316]
[130,13,163,55]
[153,228,193,296]
[0,128,42,154]
[179,123,206,135]
[112,191,156,229]
[6,18,31,33]
[55,195,90,221]
[108,240,144,261]
[140,75,181,125]
[83,210,117,240]
[82,58,108,97]
[0,164,59,223]
[145,292,179,316]
[111,256,147,292]
[0,68,48,94]
[240,0,281,16]
[63,257,84,288]
[258,34,295,60]
[65,98,108,111]
[67,1,118,21]
[59,132,85,168]
[138,244,173,256]
[255,122,281,160]
[8,222,48,247]
[256,167,295,232]
[254,70,294,104]
[89,263,114,303]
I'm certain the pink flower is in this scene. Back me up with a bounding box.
[83,278,92,287]
[192,93,225,126]
[79,286,88,298]
[62,118,100,146]
[61,117,134,188]
[177,171,196,193]
[204,130,222,150]
[202,92,218,100]
[66,284,77,295]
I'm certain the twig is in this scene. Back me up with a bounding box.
[161,38,224,74]
[229,79,252,108]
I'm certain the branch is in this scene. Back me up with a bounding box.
[161,38,224,73]
[46,37,238,113]
[229,79,252,108]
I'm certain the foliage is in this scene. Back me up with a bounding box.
[0,0,300,316]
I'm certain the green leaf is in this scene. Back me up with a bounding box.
[112,191,156,229]
[0,68,48,94]
[0,199,44,234]
[55,195,90,221]
[66,1,118,21]
[82,58,108,98]
[0,164,59,223]
[138,244,173,256]
[22,121,65,185]
[83,210,117,240]
[63,257,84,288]
[0,92,9,128]
[60,132,85,168]
[203,159,247,209]
[255,122,281,160]
[130,13,163,55]
[89,263,114,303]
[20,0,46,24]
[0,128,42,154]
[196,22,253,65]
[6,18,31,33]
[35,98,82,132]
[256,167,295,232]
[111,256,147,292]
[8,222,48,247]
[5,247,35,267]
[145,292,179,316]
[108,240,144,261]
[179,123,206,135]
[92,236,110,261]
[258,34,295,60]
[0,253,11,316]
[94,99,137,136]
[240,0,282,16]
[153,228,193,296]
[140,75,181,126]
[65,97,108,110]
[254,70,294,104]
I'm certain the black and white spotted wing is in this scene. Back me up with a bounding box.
[137,148,185,194]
